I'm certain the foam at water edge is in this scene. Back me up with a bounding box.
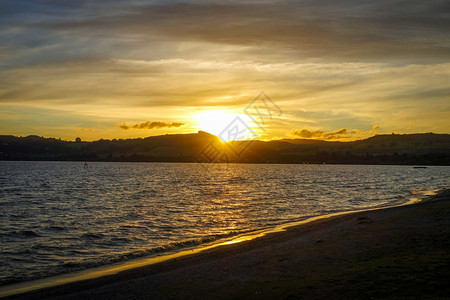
[405,188,447,205]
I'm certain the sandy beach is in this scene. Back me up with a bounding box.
[3,190,450,300]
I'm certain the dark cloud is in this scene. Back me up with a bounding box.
[32,1,450,62]
[291,128,351,140]
[2,0,449,74]
[117,121,185,130]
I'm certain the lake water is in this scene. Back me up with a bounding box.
[0,161,448,285]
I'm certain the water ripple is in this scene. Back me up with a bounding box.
[0,161,448,285]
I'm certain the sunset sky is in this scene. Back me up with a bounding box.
[1,0,449,141]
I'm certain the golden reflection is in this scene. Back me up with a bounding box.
[0,199,421,298]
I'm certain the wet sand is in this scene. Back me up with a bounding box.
[4,190,450,299]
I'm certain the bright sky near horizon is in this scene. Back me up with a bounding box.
[0,0,449,141]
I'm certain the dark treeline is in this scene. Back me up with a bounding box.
[0,132,449,165]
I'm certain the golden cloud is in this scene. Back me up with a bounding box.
[291,128,350,140]
[117,121,185,130]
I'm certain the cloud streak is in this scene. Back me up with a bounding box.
[117,121,185,130]
[1,0,449,140]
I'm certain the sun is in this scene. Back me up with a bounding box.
[195,111,258,142]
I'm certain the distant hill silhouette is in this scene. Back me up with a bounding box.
[0,132,449,165]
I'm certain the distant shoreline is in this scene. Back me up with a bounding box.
[2,189,448,299]
[1,133,449,165]
[0,160,448,166]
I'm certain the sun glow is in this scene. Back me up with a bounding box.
[195,111,257,142]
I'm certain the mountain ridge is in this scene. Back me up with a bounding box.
[1,132,449,165]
